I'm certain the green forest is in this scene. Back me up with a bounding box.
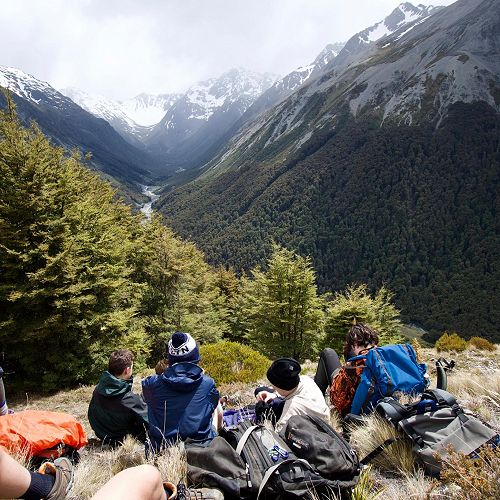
[0,102,407,391]
[160,102,500,344]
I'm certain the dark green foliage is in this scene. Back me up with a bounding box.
[0,102,230,391]
[240,245,325,361]
[0,101,147,389]
[199,341,270,385]
[161,103,500,343]
[323,284,403,353]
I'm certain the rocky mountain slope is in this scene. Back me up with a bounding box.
[158,0,500,341]
[0,66,159,189]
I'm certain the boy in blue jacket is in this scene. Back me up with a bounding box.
[142,332,221,452]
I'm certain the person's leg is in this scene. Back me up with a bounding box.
[314,348,342,394]
[0,447,32,498]
[0,367,9,415]
[91,464,165,500]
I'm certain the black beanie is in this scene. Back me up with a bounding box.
[267,358,301,391]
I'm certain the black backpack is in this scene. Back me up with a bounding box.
[280,414,360,487]
[374,389,499,476]
[187,420,352,499]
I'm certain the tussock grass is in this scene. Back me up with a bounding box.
[6,346,499,499]
[348,414,415,474]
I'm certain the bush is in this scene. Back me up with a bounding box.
[199,341,271,385]
[435,332,468,352]
[468,336,496,352]
[440,445,500,500]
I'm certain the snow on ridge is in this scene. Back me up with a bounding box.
[367,22,392,42]
[0,65,61,104]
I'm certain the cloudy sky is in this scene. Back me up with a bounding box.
[0,0,456,100]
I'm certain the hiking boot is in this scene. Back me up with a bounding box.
[39,456,75,499]
[175,482,224,500]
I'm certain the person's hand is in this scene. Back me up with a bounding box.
[256,391,277,403]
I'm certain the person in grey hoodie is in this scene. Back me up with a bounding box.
[88,349,148,445]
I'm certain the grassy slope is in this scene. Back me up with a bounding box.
[7,346,500,499]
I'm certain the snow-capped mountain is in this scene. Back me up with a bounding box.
[328,2,440,71]
[144,67,276,170]
[0,65,158,184]
[120,93,181,127]
[61,87,148,147]
[0,66,77,110]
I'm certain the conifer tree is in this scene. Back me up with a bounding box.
[242,244,324,360]
[323,284,403,353]
[138,217,229,360]
[0,99,147,389]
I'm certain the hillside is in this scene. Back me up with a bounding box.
[158,0,500,342]
[7,346,500,499]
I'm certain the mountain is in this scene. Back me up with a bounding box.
[327,2,440,71]
[0,66,159,193]
[241,2,438,126]
[158,0,500,341]
[61,87,148,148]
[120,93,182,127]
[144,68,276,172]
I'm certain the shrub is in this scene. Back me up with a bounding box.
[199,341,271,385]
[468,336,496,352]
[435,332,468,352]
[440,445,500,500]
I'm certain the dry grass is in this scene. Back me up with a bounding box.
[5,346,500,499]
[348,414,416,474]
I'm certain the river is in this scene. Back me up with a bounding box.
[140,185,160,219]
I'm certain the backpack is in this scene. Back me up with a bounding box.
[349,343,428,415]
[0,410,87,463]
[280,414,360,487]
[375,389,499,476]
[188,420,348,499]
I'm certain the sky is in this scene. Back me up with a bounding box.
[0,0,456,101]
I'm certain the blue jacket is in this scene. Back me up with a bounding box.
[142,362,219,450]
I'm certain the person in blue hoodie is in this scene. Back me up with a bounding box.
[142,332,221,452]
[88,349,149,445]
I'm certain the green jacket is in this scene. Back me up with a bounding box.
[88,371,148,444]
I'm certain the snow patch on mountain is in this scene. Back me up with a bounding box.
[62,87,137,127]
[0,66,69,109]
[120,93,181,127]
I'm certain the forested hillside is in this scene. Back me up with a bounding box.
[160,102,500,343]
[158,0,500,343]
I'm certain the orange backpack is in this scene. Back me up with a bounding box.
[0,410,88,459]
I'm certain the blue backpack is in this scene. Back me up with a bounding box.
[349,343,428,415]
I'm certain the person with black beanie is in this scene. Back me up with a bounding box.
[255,358,329,432]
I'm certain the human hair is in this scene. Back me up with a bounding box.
[108,349,134,376]
[155,358,169,375]
[343,323,379,359]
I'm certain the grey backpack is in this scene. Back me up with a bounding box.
[376,389,499,476]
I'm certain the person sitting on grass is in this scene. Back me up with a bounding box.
[142,332,222,452]
[314,323,379,417]
[88,349,149,446]
[255,357,330,432]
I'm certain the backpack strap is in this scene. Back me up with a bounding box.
[423,389,457,408]
[235,425,261,455]
[359,437,404,465]
[256,458,314,500]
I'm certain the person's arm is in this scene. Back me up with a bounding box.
[124,392,149,427]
